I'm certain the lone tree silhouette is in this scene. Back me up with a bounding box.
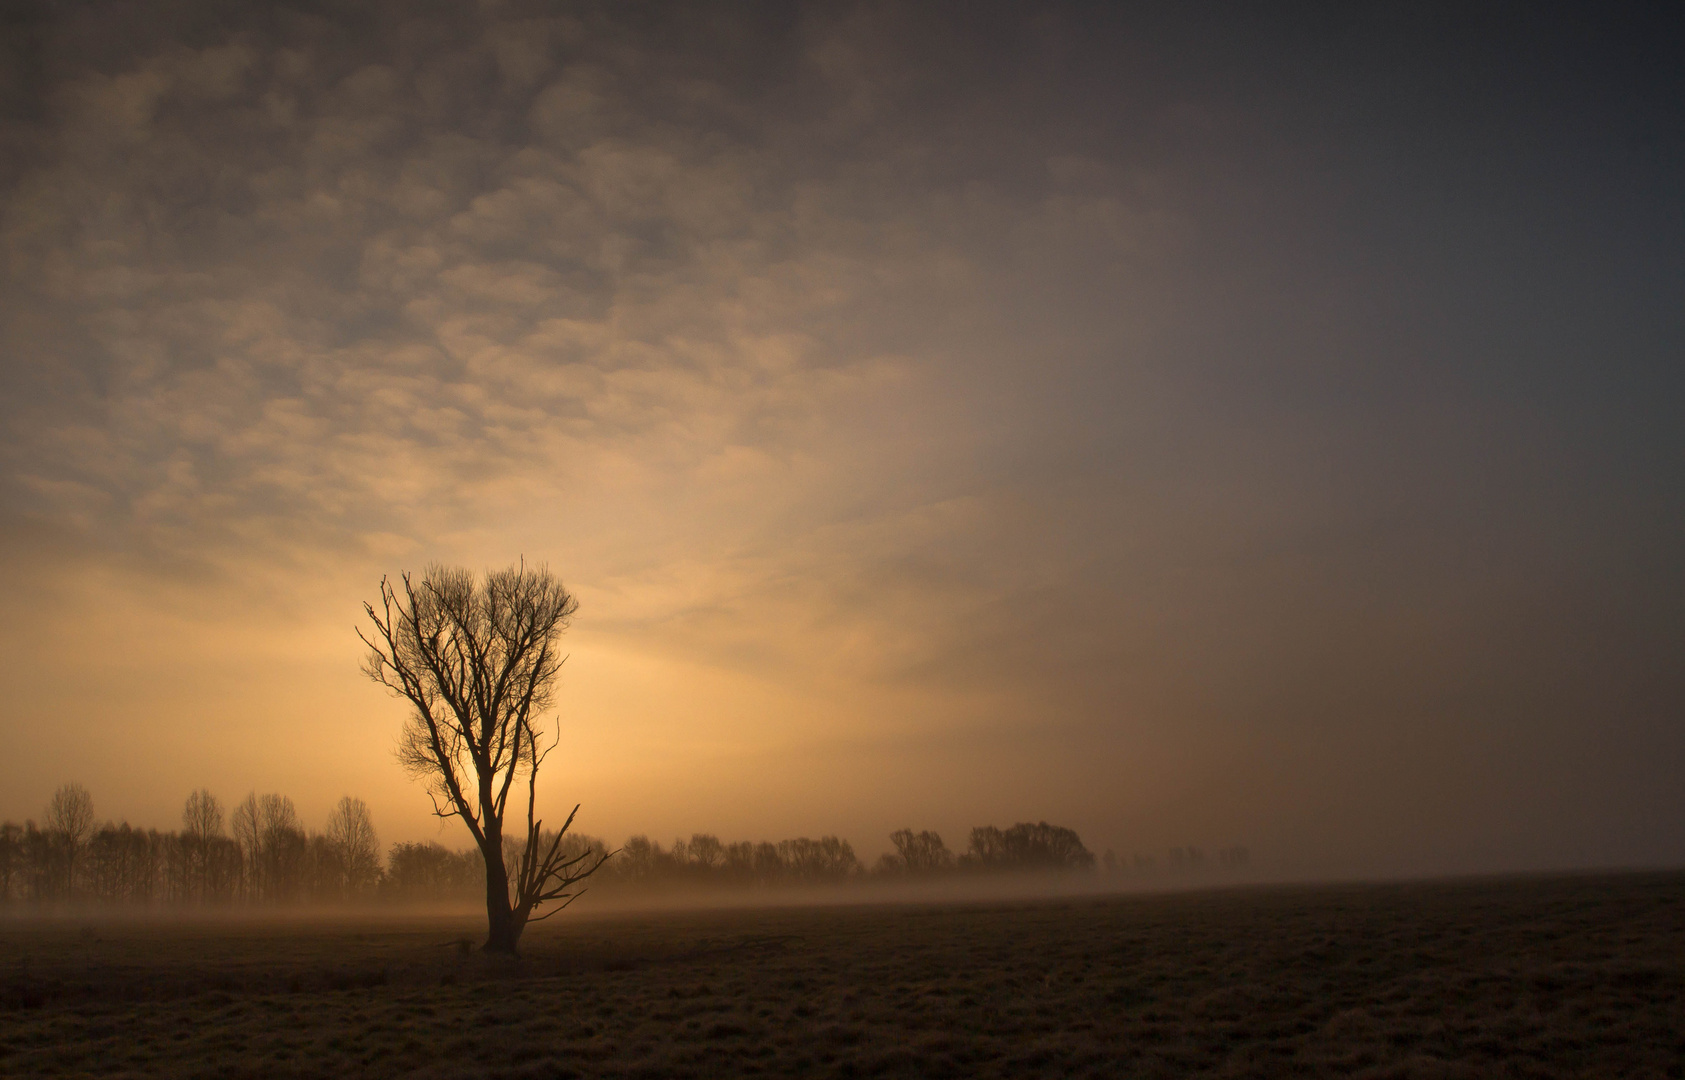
[360,563,608,954]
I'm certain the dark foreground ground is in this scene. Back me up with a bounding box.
[2,871,1682,1078]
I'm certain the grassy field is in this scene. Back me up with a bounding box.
[2,871,1682,1078]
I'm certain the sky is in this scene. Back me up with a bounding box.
[0,1,1680,878]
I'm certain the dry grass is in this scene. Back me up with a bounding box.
[2,871,1682,1078]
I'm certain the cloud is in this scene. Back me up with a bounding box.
[0,2,1679,872]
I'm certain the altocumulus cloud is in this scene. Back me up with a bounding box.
[0,2,1680,874]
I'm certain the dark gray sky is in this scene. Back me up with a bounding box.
[1,1,1680,875]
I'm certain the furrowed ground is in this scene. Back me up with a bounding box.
[2,872,1682,1079]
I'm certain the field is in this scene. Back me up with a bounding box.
[2,871,1682,1078]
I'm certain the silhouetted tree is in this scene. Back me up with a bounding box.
[20,822,59,901]
[750,841,783,883]
[778,836,860,882]
[204,836,243,902]
[684,833,725,872]
[230,794,259,901]
[361,563,609,954]
[886,829,954,874]
[383,841,484,902]
[598,832,871,891]
[232,792,306,903]
[44,783,93,899]
[181,789,223,904]
[88,823,159,904]
[964,822,1096,872]
[267,797,306,902]
[616,835,667,885]
[325,795,381,899]
[724,840,756,881]
[0,823,19,902]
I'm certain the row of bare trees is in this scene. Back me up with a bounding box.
[584,822,1099,890]
[352,824,1093,901]
[608,834,862,888]
[0,798,1116,908]
[368,833,864,901]
[364,828,1251,901]
[876,828,1253,879]
[0,784,381,907]
[872,823,1097,875]
[1,782,1231,909]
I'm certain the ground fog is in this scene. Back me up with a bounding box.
[2,872,1682,1078]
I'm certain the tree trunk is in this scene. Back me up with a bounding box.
[484,904,519,954]
[480,835,520,954]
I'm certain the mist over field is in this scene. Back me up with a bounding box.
[6,874,1685,1078]
[1,1,1681,886]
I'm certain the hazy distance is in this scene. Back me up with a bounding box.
[0,2,1680,880]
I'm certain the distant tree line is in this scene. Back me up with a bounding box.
[0,784,381,907]
[604,834,862,889]
[0,784,1243,908]
[866,823,1099,876]
[582,820,1104,892]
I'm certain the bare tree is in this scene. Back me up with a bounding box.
[256,794,304,903]
[889,829,954,874]
[964,822,1096,871]
[230,792,305,903]
[685,833,725,872]
[230,793,258,901]
[181,789,223,903]
[777,836,860,882]
[324,795,381,898]
[360,563,610,954]
[44,783,94,899]
[0,823,20,902]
